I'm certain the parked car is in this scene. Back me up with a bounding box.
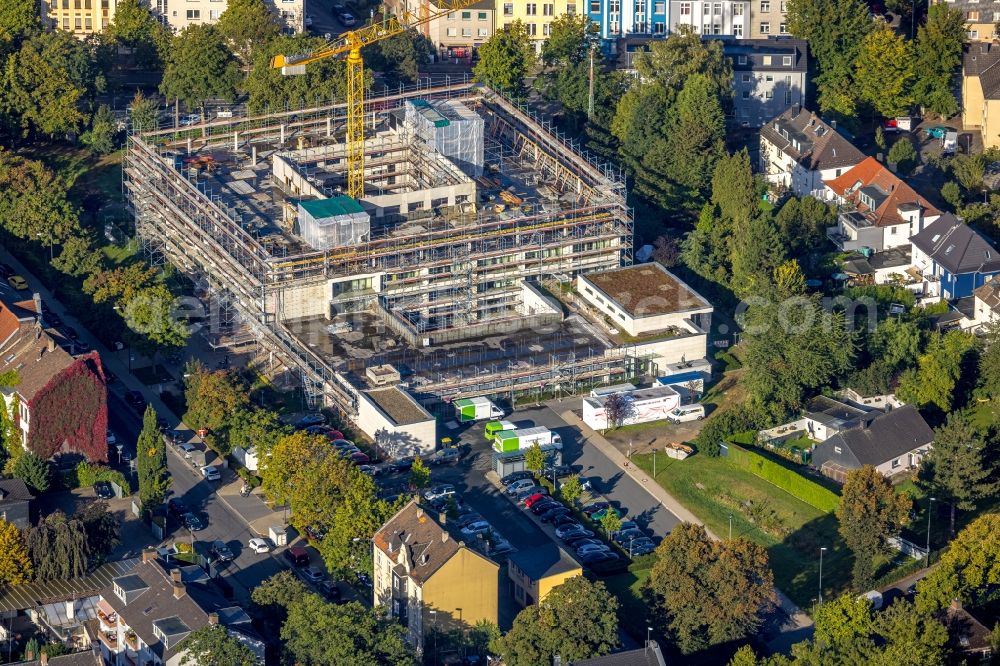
[500,471,533,487]
[348,451,370,464]
[539,506,570,522]
[168,498,188,517]
[178,443,197,457]
[387,457,414,473]
[614,520,638,535]
[332,0,346,9]
[320,580,341,602]
[523,493,549,509]
[430,448,462,465]
[565,536,602,549]
[516,486,547,503]
[182,513,205,531]
[305,425,332,435]
[358,465,379,476]
[7,275,28,291]
[211,540,235,562]
[124,390,147,412]
[303,567,325,583]
[179,113,202,126]
[284,546,310,567]
[530,499,560,515]
[582,501,610,517]
[423,484,456,501]
[613,528,646,545]
[551,514,576,528]
[455,512,483,528]
[248,538,272,554]
[668,404,705,423]
[306,525,327,542]
[94,481,115,499]
[340,12,356,26]
[200,465,221,481]
[295,413,327,428]
[580,550,620,565]
[628,539,656,556]
[106,430,117,447]
[460,520,492,538]
[591,507,622,522]
[576,543,611,556]
[555,523,591,539]
[543,464,575,479]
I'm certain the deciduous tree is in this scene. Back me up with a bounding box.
[25,511,90,581]
[854,24,915,118]
[183,368,249,451]
[915,513,1000,613]
[136,405,170,508]
[836,466,911,590]
[244,34,353,113]
[731,214,784,298]
[913,4,966,118]
[367,29,433,86]
[105,0,170,67]
[80,501,120,564]
[648,523,776,653]
[603,392,633,429]
[896,329,976,412]
[180,625,256,666]
[559,475,582,504]
[216,0,281,66]
[81,104,117,155]
[122,284,189,354]
[408,456,430,489]
[524,443,545,474]
[774,196,837,259]
[229,407,289,457]
[918,412,999,535]
[541,13,594,66]
[128,90,159,133]
[0,518,32,585]
[491,576,619,664]
[473,21,536,95]
[0,0,39,46]
[159,25,240,117]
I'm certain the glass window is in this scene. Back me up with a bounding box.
[591,0,600,11]
[655,1,665,11]
[526,3,536,14]
[760,21,770,32]
[527,21,537,34]
[734,3,743,14]
[543,22,551,34]
[567,2,577,12]
[447,11,456,18]
[186,8,199,18]
[733,22,742,35]
[462,26,471,35]
[742,73,751,81]
[762,54,772,65]
[780,22,787,32]
[478,27,488,35]
[447,26,457,35]
[703,3,710,14]
[742,91,750,99]
[479,11,487,19]
[738,54,747,64]
[462,11,471,18]
[783,55,792,65]
[544,2,554,13]
[760,0,769,10]
[504,3,513,14]
[680,1,690,13]
[713,2,722,14]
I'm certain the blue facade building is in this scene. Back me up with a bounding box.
[910,213,1000,300]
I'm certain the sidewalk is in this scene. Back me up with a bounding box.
[551,401,815,643]
[216,475,287,537]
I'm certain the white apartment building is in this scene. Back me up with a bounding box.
[668,0,749,37]
[152,0,303,33]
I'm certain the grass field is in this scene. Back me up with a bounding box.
[631,451,859,607]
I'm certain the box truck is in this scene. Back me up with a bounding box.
[492,426,562,453]
[484,420,517,439]
[454,397,504,422]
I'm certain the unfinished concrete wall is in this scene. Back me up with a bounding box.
[273,155,324,199]
[273,281,331,320]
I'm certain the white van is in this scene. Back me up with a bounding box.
[669,405,705,423]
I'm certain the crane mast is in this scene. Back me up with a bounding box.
[271,3,479,199]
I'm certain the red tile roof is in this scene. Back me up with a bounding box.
[825,157,940,228]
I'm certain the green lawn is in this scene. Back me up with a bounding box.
[632,452,852,607]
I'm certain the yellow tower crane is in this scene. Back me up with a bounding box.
[271,4,479,200]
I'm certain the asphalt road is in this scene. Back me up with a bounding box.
[305,0,361,40]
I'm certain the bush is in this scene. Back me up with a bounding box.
[695,405,758,456]
[76,462,131,495]
[726,445,839,512]
[714,350,742,371]
[941,181,962,210]
[887,138,918,172]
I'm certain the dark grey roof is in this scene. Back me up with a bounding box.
[814,405,934,469]
[760,106,865,172]
[113,574,148,592]
[0,478,33,504]
[964,43,1000,98]
[508,543,580,581]
[16,651,100,666]
[570,642,667,666]
[0,557,140,614]
[910,214,1000,275]
[713,37,808,72]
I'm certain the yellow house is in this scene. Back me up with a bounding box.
[508,543,582,607]
[962,42,1000,150]
[373,501,499,653]
[497,0,581,50]
[932,0,996,41]
[40,0,117,36]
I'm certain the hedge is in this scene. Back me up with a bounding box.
[726,444,839,513]
[75,461,132,495]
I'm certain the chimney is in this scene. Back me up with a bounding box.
[950,599,962,611]
[40,653,48,666]
[438,511,447,525]
[46,337,55,353]
[142,547,157,563]
[208,612,219,625]
[416,508,424,519]
[171,568,186,599]
[442,529,449,543]
[553,656,561,666]
[32,293,42,317]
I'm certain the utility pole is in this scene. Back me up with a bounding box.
[587,44,596,121]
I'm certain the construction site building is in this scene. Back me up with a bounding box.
[124,80,636,418]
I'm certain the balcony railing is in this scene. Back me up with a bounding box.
[124,631,139,651]
[98,630,118,650]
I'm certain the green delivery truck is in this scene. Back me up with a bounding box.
[454,396,504,422]
[492,426,561,453]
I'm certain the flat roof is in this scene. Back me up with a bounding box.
[365,387,431,425]
[300,195,365,218]
[582,263,711,317]
[509,543,580,581]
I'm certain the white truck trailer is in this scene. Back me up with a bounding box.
[492,426,562,453]
[454,396,504,422]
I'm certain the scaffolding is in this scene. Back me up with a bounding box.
[124,78,635,413]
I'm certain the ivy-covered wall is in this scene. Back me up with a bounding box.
[26,353,107,462]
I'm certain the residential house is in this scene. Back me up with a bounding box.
[0,294,108,463]
[840,246,918,288]
[669,0,748,38]
[910,213,1000,300]
[507,543,582,607]
[40,0,116,36]
[748,0,789,37]
[576,263,713,375]
[811,405,934,482]
[497,0,580,50]
[962,43,1000,149]
[932,0,996,41]
[384,0,493,59]
[0,478,33,529]
[758,394,882,446]
[14,652,101,666]
[568,641,668,665]
[825,156,941,253]
[97,550,264,666]
[373,500,499,653]
[759,106,866,198]
[941,599,994,662]
[717,37,807,126]
[602,0,670,40]
[151,0,303,34]
[965,276,1000,330]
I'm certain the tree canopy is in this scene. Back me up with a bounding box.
[491,576,619,664]
[216,0,281,66]
[473,21,536,94]
[0,518,32,585]
[136,405,170,508]
[180,625,257,666]
[245,34,352,113]
[159,25,240,113]
[854,24,915,118]
[913,4,966,118]
[915,513,1000,613]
